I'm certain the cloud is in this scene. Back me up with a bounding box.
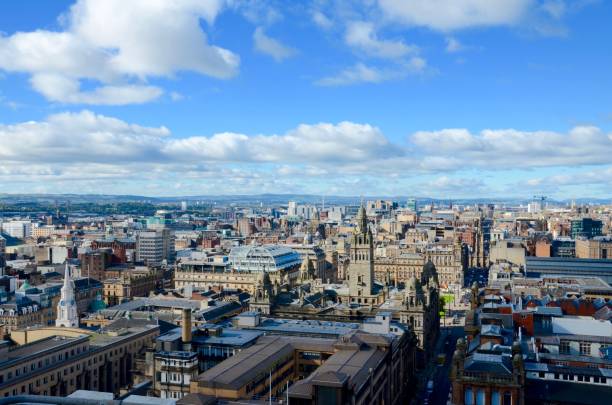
[170,92,185,102]
[0,111,397,168]
[541,0,567,19]
[0,111,405,195]
[1,110,610,196]
[411,126,612,169]
[316,63,385,86]
[164,121,399,163]
[316,58,426,86]
[0,0,239,105]
[312,10,334,29]
[525,167,612,188]
[445,37,464,53]
[345,21,417,59]
[253,27,296,61]
[377,0,533,31]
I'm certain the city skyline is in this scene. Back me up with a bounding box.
[1,0,612,198]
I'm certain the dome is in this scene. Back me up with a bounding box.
[18,280,31,292]
[90,293,107,312]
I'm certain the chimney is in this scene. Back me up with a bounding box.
[182,308,192,351]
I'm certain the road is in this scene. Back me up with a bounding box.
[427,326,464,405]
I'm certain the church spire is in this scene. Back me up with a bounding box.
[56,263,79,328]
[356,204,368,233]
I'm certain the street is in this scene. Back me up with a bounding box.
[429,326,464,405]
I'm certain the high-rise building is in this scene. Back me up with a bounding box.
[407,198,418,212]
[287,201,297,217]
[136,229,176,265]
[1,220,32,239]
[571,218,603,239]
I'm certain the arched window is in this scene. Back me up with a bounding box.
[476,389,486,405]
[465,387,474,405]
[503,391,512,405]
[491,391,501,405]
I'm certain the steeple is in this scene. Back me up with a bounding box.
[56,263,79,328]
[348,202,376,299]
[356,204,368,234]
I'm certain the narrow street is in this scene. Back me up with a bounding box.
[428,326,464,405]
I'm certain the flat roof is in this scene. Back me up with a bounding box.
[0,335,88,368]
[196,335,336,390]
[192,327,263,347]
[252,318,360,337]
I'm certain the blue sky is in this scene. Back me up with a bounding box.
[0,0,611,198]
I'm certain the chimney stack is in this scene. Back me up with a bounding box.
[182,308,192,351]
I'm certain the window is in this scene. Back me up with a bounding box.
[464,388,474,405]
[476,389,486,405]
[491,391,501,405]
[579,342,590,356]
[503,391,512,405]
[559,341,570,354]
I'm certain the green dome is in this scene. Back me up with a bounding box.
[18,280,31,292]
[90,293,107,311]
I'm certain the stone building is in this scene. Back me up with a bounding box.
[0,318,159,397]
[0,294,44,338]
[575,236,612,259]
[346,206,385,305]
[388,261,441,365]
[450,340,525,405]
[374,242,463,289]
[103,268,157,306]
[190,325,416,404]
[175,245,302,295]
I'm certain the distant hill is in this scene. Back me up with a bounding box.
[0,193,609,206]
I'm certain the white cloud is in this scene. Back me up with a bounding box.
[170,92,185,102]
[0,111,408,194]
[445,37,464,53]
[377,0,533,31]
[316,58,426,86]
[411,126,612,169]
[345,21,417,59]
[541,0,567,19]
[316,63,384,86]
[165,121,398,163]
[0,111,396,168]
[0,0,239,105]
[253,27,296,61]
[312,10,334,29]
[2,110,610,196]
